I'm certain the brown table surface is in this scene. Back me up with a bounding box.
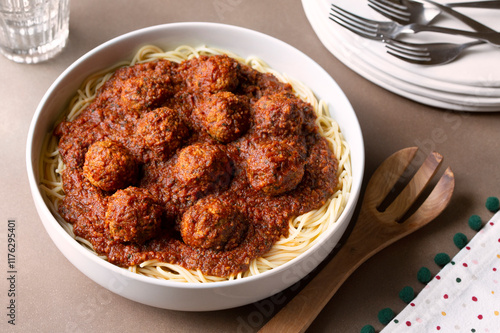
[1,0,499,332]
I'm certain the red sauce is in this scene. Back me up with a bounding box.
[55,54,338,277]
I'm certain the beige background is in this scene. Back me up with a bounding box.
[1,0,499,332]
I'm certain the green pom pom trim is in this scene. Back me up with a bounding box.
[399,286,415,304]
[485,196,500,212]
[434,252,451,267]
[453,232,468,249]
[468,215,482,231]
[417,266,432,284]
[378,307,395,325]
[360,324,376,333]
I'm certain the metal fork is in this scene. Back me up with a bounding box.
[367,0,496,64]
[329,4,500,46]
[367,0,499,30]
[446,0,500,8]
[385,39,484,64]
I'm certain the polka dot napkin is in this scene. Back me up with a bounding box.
[381,211,500,332]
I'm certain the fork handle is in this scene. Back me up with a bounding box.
[421,0,497,33]
[406,23,500,46]
[448,0,500,8]
[258,209,395,333]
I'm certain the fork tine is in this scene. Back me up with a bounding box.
[386,39,430,52]
[404,167,454,227]
[329,5,382,39]
[329,13,378,39]
[386,51,431,64]
[384,151,443,221]
[371,0,408,11]
[364,147,418,207]
[386,47,432,64]
[368,0,410,23]
[331,4,382,26]
[386,40,430,56]
[385,39,432,64]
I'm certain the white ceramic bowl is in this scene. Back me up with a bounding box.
[26,22,364,311]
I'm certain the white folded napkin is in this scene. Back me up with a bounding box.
[382,211,500,332]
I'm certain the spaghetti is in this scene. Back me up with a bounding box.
[39,45,352,283]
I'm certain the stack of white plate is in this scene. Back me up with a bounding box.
[302,0,500,111]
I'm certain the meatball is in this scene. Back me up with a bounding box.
[135,107,189,161]
[246,139,306,196]
[194,92,250,143]
[114,59,176,81]
[119,75,171,113]
[180,196,247,250]
[105,187,163,244]
[95,60,174,112]
[175,143,232,195]
[83,140,138,192]
[185,54,240,93]
[253,92,306,137]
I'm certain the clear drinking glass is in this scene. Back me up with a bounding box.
[0,0,70,64]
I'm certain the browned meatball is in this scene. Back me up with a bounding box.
[119,75,171,113]
[94,60,174,112]
[175,143,232,194]
[194,92,250,143]
[135,107,189,161]
[105,187,163,244]
[246,139,306,196]
[83,140,138,192]
[114,59,176,81]
[253,92,306,137]
[185,54,239,93]
[180,196,247,250]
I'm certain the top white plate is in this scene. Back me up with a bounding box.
[303,0,500,111]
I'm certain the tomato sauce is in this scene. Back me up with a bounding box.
[55,54,338,277]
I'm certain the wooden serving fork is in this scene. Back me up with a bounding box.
[259,147,455,332]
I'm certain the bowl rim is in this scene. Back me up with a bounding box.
[26,21,365,290]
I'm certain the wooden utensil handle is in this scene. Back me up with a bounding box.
[258,212,377,333]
